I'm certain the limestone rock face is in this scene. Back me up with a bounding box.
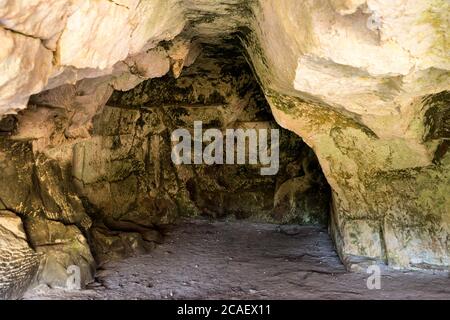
[73,48,329,262]
[0,0,447,117]
[59,0,132,69]
[247,1,449,270]
[0,139,94,292]
[0,0,449,299]
[0,0,187,114]
[0,27,53,114]
[1,44,328,276]
[0,0,70,46]
[25,218,95,289]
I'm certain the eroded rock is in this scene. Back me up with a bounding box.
[0,211,40,300]
[25,218,95,289]
[0,0,449,299]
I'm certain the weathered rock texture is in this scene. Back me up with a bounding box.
[0,41,329,297]
[0,0,449,298]
[0,138,96,298]
[0,211,40,299]
[246,1,450,270]
[103,47,329,225]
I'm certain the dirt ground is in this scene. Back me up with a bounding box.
[24,218,450,300]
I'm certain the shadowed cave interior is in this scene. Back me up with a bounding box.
[1,39,445,299]
[1,40,337,299]
[0,2,449,298]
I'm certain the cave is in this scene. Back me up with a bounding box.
[0,0,449,301]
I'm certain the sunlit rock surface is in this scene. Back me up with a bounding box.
[247,0,449,270]
[0,0,449,298]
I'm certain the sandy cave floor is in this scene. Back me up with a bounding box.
[24,218,450,300]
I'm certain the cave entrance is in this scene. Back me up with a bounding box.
[98,41,331,234]
[10,39,337,300]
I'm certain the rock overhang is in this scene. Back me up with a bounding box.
[0,1,449,297]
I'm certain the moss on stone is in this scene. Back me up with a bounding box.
[419,0,450,62]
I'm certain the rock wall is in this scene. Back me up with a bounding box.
[0,139,95,298]
[0,211,40,299]
[101,48,330,225]
[0,0,449,298]
[245,0,449,270]
[0,44,329,297]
